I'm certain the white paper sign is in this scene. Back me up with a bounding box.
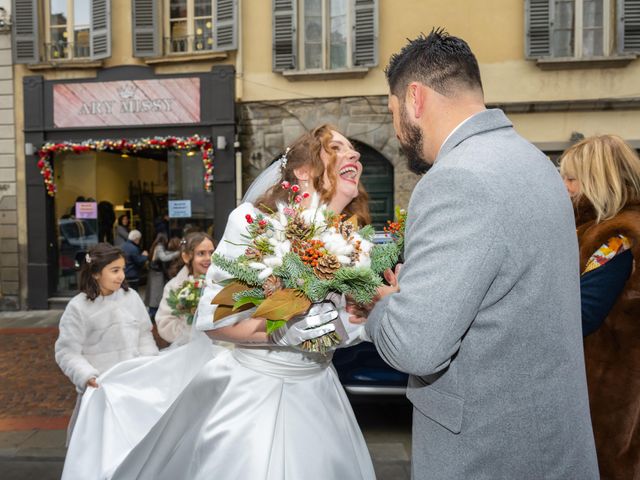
[168,200,192,218]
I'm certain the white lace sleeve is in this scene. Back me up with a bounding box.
[195,203,259,332]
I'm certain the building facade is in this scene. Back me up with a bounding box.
[8,0,640,309]
[0,0,18,310]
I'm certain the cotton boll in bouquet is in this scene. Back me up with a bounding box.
[211,181,393,353]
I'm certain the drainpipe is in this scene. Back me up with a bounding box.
[235,136,242,206]
[235,0,243,101]
[235,0,243,205]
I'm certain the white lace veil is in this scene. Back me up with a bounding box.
[242,159,284,205]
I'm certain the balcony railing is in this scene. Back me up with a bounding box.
[164,35,214,55]
[44,42,91,61]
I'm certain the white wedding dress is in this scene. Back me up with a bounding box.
[62,202,375,480]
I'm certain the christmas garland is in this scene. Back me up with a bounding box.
[36,135,214,197]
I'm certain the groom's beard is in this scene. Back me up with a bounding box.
[399,107,430,175]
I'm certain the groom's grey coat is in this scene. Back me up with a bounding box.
[366,110,599,479]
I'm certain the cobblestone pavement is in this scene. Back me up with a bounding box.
[0,310,411,480]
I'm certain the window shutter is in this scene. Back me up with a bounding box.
[352,0,378,67]
[525,0,552,58]
[618,0,640,54]
[213,0,238,51]
[12,0,39,64]
[273,0,297,71]
[90,0,111,60]
[132,0,160,57]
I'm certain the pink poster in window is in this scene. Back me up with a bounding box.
[53,78,201,127]
[75,202,98,219]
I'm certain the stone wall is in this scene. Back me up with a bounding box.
[237,96,420,209]
[0,17,19,310]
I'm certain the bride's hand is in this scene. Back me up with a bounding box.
[270,301,338,348]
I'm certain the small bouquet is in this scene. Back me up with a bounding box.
[211,182,384,353]
[166,277,205,325]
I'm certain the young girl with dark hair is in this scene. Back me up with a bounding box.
[156,232,215,346]
[54,243,159,442]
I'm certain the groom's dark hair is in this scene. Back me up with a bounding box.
[385,28,483,99]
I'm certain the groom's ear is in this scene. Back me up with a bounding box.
[407,82,426,119]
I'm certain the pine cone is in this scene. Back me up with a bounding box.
[245,247,261,260]
[314,254,341,279]
[262,275,283,297]
[286,217,312,241]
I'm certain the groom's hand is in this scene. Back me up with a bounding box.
[347,264,402,324]
[346,297,375,324]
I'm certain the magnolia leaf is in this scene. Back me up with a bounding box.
[213,305,234,322]
[266,319,287,334]
[233,296,264,311]
[213,302,254,322]
[212,281,250,306]
[254,289,311,321]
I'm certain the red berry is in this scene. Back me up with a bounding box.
[291,185,300,193]
[281,181,290,189]
[245,214,254,224]
[302,192,310,199]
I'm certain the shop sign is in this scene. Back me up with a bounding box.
[75,202,98,219]
[53,78,201,128]
[168,200,192,218]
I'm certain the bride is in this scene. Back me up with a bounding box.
[64,124,376,480]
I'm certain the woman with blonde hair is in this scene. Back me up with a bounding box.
[560,134,640,478]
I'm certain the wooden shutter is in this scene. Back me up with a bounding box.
[90,0,111,60]
[618,0,640,54]
[525,0,552,58]
[132,0,160,57]
[273,0,297,71]
[12,0,39,64]
[214,0,238,51]
[352,0,377,67]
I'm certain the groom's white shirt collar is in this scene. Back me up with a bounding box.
[436,113,477,160]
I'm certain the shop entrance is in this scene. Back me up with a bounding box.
[52,147,214,295]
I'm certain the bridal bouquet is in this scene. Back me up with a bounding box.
[211,182,385,352]
[166,277,205,325]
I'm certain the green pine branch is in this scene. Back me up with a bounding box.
[212,253,262,286]
[370,242,402,276]
[232,288,265,303]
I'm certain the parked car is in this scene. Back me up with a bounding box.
[333,342,408,395]
[333,231,408,396]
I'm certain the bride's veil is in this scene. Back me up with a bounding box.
[242,159,283,205]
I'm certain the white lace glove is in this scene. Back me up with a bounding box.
[269,301,338,347]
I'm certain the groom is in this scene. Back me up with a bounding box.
[353,29,599,478]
